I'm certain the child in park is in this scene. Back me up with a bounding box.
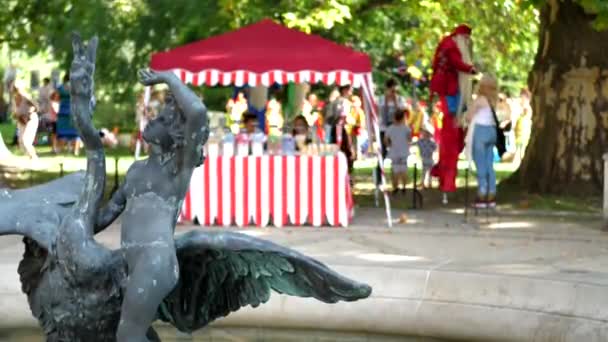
[414,128,438,189]
[384,109,412,195]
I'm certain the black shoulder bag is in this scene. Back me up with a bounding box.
[491,107,507,158]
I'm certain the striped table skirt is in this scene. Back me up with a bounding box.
[179,154,353,227]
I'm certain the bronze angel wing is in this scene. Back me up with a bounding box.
[0,172,84,299]
[158,230,372,333]
[0,171,85,249]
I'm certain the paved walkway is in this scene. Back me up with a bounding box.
[1,208,607,341]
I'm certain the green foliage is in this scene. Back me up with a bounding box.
[0,0,545,104]
[282,0,539,91]
[577,0,608,30]
[523,0,608,30]
[0,121,16,142]
[93,101,133,132]
[417,0,538,89]
[200,86,234,111]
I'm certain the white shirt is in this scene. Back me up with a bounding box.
[469,96,495,127]
[378,95,407,131]
[464,96,495,162]
[472,106,495,126]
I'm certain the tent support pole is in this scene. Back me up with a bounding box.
[361,74,392,227]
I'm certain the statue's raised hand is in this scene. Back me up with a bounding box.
[70,33,97,99]
[69,33,102,150]
[138,69,174,86]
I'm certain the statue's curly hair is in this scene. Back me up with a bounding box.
[163,95,206,170]
[167,112,186,149]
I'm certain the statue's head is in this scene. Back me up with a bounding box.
[143,91,185,154]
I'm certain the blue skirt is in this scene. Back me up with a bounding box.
[56,114,79,139]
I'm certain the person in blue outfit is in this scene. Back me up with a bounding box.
[55,73,81,155]
[413,128,437,189]
[466,74,498,208]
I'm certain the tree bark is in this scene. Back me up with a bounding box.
[519,0,608,194]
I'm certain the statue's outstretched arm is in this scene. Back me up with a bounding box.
[70,34,103,151]
[139,70,205,120]
[69,33,106,234]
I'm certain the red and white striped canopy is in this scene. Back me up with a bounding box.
[168,69,369,88]
[150,19,372,88]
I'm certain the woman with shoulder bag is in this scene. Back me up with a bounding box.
[465,75,500,208]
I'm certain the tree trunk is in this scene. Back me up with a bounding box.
[519,0,608,194]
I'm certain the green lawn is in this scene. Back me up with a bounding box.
[1,122,135,194]
[352,159,602,214]
[0,121,16,141]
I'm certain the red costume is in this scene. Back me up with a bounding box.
[429,25,474,193]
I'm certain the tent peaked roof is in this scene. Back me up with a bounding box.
[150,19,371,74]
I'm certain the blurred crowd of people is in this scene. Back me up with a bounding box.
[128,23,534,210]
[146,73,532,198]
[7,73,82,161]
[209,84,369,174]
[495,88,533,164]
[1,71,122,162]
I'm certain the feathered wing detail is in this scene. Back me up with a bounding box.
[0,172,85,328]
[158,231,372,333]
[0,172,84,249]
[17,236,49,322]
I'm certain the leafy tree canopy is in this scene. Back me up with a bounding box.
[524,0,608,29]
[4,0,605,102]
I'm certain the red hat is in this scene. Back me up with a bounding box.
[452,24,472,36]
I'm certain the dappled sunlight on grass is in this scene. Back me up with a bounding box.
[1,137,602,215]
[0,130,142,190]
[352,157,601,214]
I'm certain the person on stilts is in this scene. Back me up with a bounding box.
[429,24,477,205]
